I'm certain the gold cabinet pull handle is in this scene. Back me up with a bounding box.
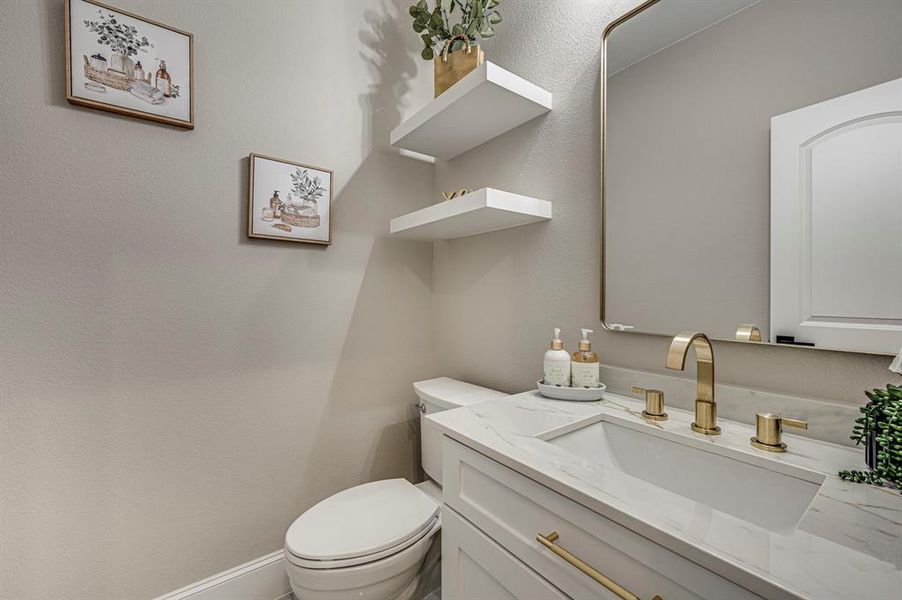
[536,531,662,600]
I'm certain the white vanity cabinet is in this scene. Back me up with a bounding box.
[441,437,762,600]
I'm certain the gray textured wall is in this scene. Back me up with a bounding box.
[605,0,902,340]
[0,1,434,597]
[433,0,901,405]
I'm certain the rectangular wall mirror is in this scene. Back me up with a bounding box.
[601,0,902,354]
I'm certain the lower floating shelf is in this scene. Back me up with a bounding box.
[390,188,552,241]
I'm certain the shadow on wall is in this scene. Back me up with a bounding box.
[231,0,432,374]
[358,2,419,158]
[290,1,435,510]
[41,0,67,108]
[297,237,433,501]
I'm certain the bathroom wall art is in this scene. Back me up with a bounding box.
[65,0,194,129]
[247,154,333,245]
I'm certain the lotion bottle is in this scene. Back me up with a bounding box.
[155,60,172,97]
[571,328,600,388]
[543,327,571,386]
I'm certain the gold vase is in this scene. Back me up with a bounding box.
[434,35,484,97]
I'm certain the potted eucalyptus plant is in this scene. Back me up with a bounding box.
[409,0,502,96]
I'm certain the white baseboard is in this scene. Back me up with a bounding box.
[154,549,291,600]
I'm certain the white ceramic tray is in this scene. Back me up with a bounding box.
[537,380,606,402]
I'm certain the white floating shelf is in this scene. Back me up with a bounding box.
[390,188,552,241]
[390,62,552,160]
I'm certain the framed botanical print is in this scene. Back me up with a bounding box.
[247,154,333,245]
[65,0,194,129]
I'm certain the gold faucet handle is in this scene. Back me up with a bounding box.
[631,386,667,421]
[750,413,808,452]
[782,417,808,430]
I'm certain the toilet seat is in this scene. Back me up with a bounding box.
[285,516,440,569]
[285,479,439,570]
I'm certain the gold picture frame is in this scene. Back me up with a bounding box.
[599,0,659,326]
[247,153,334,246]
[65,0,195,129]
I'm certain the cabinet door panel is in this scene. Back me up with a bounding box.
[442,507,572,600]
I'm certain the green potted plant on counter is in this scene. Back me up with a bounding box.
[839,383,902,492]
[409,0,502,96]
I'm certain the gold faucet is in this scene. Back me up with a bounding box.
[666,332,720,435]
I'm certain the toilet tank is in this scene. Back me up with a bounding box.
[414,377,507,485]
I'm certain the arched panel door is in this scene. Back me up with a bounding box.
[770,78,902,354]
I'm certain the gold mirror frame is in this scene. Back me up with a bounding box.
[597,0,892,356]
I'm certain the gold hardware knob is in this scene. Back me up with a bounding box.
[632,386,667,421]
[750,413,808,452]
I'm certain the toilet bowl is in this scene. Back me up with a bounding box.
[284,378,506,600]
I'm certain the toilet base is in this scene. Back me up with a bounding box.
[396,575,421,600]
[288,561,422,600]
[286,522,440,600]
[411,530,441,599]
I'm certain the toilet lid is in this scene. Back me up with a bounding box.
[285,479,439,562]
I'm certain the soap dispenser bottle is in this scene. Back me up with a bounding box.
[571,328,600,388]
[543,327,571,386]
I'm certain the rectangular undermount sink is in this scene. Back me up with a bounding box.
[544,417,824,533]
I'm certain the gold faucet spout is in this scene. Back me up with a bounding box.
[666,332,719,435]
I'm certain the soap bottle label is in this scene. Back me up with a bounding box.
[544,362,570,386]
[571,362,599,388]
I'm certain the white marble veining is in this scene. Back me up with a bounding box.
[601,365,862,448]
[427,391,902,600]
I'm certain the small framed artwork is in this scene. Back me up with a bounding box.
[248,153,333,245]
[65,0,194,129]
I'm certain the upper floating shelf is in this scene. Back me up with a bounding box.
[390,62,552,160]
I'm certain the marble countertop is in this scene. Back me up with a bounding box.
[427,390,902,600]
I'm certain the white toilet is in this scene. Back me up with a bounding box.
[284,377,506,600]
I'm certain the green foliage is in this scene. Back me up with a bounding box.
[83,10,153,57]
[290,168,326,207]
[409,0,502,61]
[838,384,902,492]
